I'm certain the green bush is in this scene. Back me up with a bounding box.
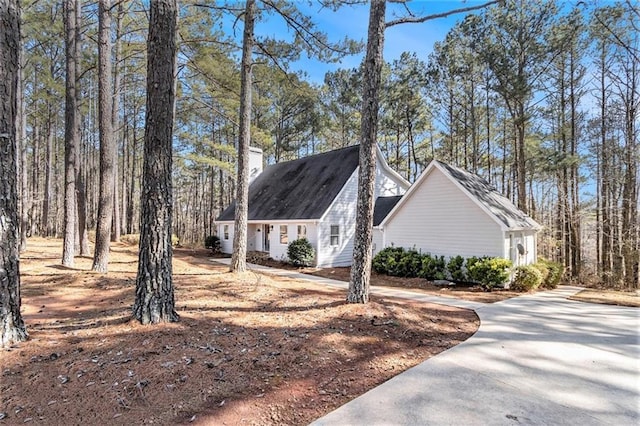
[538,258,564,289]
[465,256,485,283]
[467,256,513,291]
[396,249,424,277]
[531,261,549,284]
[420,253,447,280]
[287,238,315,267]
[204,235,222,254]
[447,255,467,282]
[511,265,543,292]
[372,246,405,275]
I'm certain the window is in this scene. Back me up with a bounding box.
[297,225,307,240]
[330,225,340,246]
[223,225,229,240]
[280,225,288,245]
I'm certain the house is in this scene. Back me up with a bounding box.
[216,145,410,267]
[375,160,542,267]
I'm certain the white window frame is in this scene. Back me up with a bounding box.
[280,225,288,245]
[330,225,340,246]
[297,224,307,240]
[223,225,229,240]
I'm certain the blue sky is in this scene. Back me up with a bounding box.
[262,0,487,83]
[256,0,618,84]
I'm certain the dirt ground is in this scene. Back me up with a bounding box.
[569,288,640,307]
[251,257,522,303]
[1,239,479,425]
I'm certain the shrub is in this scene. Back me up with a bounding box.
[511,265,543,292]
[204,235,222,254]
[538,258,564,289]
[420,253,447,281]
[287,238,315,267]
[396,249,424,277]
[372,246,406,275]
[447,255,467,282]
[531,261,549,284]
[465,256,485,283]
[467,256,513,291]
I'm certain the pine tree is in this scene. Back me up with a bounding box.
[133,0,179,324]
[0,0,28,348]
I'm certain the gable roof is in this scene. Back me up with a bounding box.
[373,196,403,226]
[217,145,360,222]
[436,161,541,230]
[381,160,541,231]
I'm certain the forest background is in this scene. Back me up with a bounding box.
[15,0,638,288]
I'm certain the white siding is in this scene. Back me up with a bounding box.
[372,228,384,257]
[270,224,290,261]
[375,158,408,197]
[505,230,538,266]
[317,172,359,267]
[218,223,234,254]
[246,224,258,251]
[268,222,318,262]
[384,168,504,259]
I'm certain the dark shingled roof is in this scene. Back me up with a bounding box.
[217,145,360,221]
[436,160,541,230]
[373,196,403,226]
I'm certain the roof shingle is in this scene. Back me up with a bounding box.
[217,145,360,221]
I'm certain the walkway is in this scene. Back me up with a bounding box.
[214,259,640,425]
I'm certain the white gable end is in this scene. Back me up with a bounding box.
[384,167,504,259]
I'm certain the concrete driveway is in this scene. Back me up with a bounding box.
[312,286,640,425]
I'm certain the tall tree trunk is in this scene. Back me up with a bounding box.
[515,103,527,213]
[0,0,28,348]
[230,0,256,273]
[92,0,115,272]
[133,0,178,324]
[62,0,79,267]
[74,2,89,256]
[17,17,28,251]
[621,54,638,288]
[485,71,491,183]
[569,49,581,279]
[43,107,53,236]
[348,0,386,304]
[111,1,123,243]
[598,43,612,284]
[127,118,138,235]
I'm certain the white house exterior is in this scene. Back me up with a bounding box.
[376,160,541,267]
[216,145,410,267]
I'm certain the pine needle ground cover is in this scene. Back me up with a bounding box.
[1,238,477,425]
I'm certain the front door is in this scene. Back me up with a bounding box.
[264,225,270,252]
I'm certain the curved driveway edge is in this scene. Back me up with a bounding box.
[212,259,639,425]
[312,286,640,425]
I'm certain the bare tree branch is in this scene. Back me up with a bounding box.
[385,0,501,28]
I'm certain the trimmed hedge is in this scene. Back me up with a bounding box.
[372,249,512,290]
[287,238,315,267]
[511,265,543,292]
[420,254,447,280]
[467,257,513,290]
[447,255,467,282]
